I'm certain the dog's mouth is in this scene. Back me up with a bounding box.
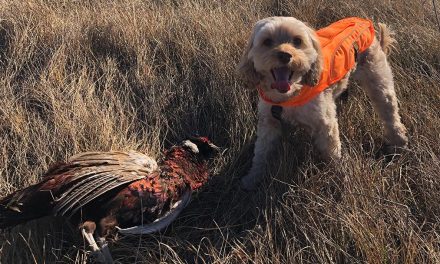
[270,67,294,93]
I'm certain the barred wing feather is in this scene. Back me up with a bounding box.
[50,151,157,218]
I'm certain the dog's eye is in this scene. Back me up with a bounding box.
[292,37,302,47]
[262,38,273,47]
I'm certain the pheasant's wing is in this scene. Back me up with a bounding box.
[67,151,158,172]
[0,151,158,227]
[51,151,158,218]
[117,187,192,235]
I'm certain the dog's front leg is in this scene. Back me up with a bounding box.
[296,94,342,161]
[241,105,281,190]
[311,118,342,161]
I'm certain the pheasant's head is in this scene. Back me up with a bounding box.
[181,136,220,160]
[177,136,220,189]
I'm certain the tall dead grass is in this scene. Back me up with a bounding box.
[0,0,439,263]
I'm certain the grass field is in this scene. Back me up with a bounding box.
[1,0,439,263]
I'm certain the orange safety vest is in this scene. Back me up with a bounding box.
[258,17,375,107]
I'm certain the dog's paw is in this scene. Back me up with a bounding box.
[385,127,408,149]
[382,143,408,160]
[383,143,407,154]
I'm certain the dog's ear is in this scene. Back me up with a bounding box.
[237,22,265,88]
[237,55,260,88]
[302,28,323,87]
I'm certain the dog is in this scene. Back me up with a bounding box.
[238,17,408,190]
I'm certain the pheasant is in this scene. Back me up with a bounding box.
[0,137,219,263]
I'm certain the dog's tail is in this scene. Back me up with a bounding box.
[378,23,397,56]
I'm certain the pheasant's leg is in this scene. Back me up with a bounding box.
[81,221,106,263]
[95,236,114,264]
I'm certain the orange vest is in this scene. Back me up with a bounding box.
[258,17,375,107]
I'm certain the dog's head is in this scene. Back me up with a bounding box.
[237,17,323,102]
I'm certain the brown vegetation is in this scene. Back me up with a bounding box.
[0,0,439,263]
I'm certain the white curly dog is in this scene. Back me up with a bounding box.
[238,17,408,190]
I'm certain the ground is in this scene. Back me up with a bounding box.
[0,0,440,263]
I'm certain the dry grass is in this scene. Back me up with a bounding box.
[0,0,439,263]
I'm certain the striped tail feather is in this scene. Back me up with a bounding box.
[0,192,30,229]
[0,186,52,229]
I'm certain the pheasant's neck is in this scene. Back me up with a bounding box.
[161,148,208,190]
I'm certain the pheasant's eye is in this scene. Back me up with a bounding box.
[263,38,273,47]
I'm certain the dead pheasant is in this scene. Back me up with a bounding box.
[0,137,219,263]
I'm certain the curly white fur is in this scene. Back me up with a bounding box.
[238,17,408,190]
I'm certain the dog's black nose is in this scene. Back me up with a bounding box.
[277,51,292,64]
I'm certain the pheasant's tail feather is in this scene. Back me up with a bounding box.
[1,208,17,229]
[0,185,52,229]
[0,194,29,229]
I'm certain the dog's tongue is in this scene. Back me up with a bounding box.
[271,81,290,93]
[271,67,291,93]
